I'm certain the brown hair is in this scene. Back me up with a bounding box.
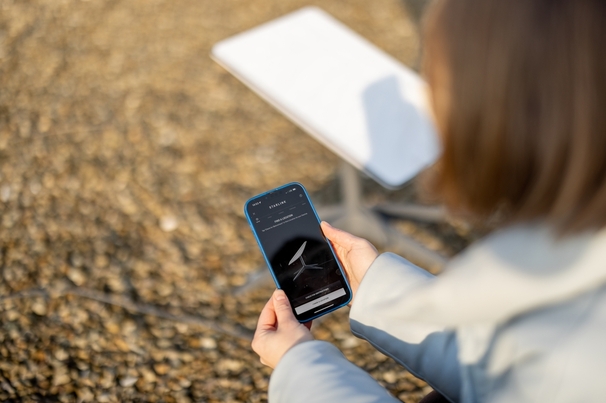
[422,0,606,234]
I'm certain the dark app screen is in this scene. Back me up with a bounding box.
[246,184,350,321]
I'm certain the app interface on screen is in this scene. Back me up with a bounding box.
[248,186,348,318]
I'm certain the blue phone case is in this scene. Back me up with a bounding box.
[244,182,352,322]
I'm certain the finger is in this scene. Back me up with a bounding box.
[321,221,359,248]
[256,296,277,332]
[272,290,299,326]
[322,221,379,258]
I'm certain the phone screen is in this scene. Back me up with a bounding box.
[245,183,352,322]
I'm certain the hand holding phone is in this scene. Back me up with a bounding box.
[319,222,379,303]
[245,182,352,322]
[252,289,314,369]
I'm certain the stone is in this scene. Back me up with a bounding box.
[341,336,360,349]
[160,216,178,232]
[200,337,217,350]
[119,376,138,388]
[153,363,170,376]
[54,349,69,361]
[383,371,398,384]
[76,387,95,402]
[67,268,86,286]
[217,359,244,373]
[31,300,47,316]
[52,373,71,387]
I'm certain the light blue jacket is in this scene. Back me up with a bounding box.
[269,224,606,402]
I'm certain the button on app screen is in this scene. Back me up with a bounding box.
[249,187,347,317]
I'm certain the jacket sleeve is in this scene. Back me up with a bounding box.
[269,340,401,403]
[349,253,461,402]
[268,253,462,403]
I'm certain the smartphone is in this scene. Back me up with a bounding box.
[244,182,352,322]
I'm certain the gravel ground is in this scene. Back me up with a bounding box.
[0,0,474,401]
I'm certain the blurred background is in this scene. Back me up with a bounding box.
[0,0,472,401]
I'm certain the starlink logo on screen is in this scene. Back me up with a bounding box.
[268,201,287,209]
[246,184,350,321]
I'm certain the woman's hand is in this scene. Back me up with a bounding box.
[252,289,314,368]
[252,223,377,367]
[321,221,379,304]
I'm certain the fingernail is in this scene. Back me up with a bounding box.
[275,292,286,301]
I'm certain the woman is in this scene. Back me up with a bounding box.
[252,0,606,402]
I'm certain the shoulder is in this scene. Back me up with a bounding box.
[462,282,606,402]
[392,223,606,327]
[452,224,606,401]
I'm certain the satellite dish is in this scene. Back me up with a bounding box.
[289,241,324,281]
[289,241,307,265]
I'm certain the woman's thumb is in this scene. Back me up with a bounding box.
[272,290,298,325]
[321,221,355,246]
